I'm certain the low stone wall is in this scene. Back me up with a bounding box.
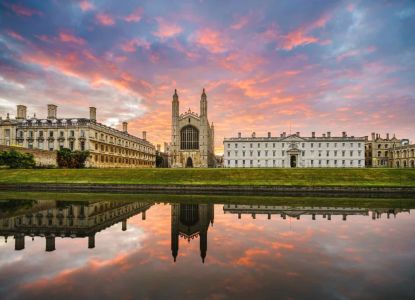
[0,145,57,167]
[0,183,414,197]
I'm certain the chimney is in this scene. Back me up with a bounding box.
[296,132,300,137]
[142,131,147,140]
[89,107,96,122]
[327,131,331,138]
[238,132,241,138]
[164,142,168,152]
[342,131,347,138]
[157,144,161,152]
[283,132,286,137]
[252,132,256,138]
[371,132,375,141]
[323,133,326,138]
[386,133,390,140]
[16,105,27,120]
[47,104,57,119]
[268,132,271,138]
[122,122,128,133]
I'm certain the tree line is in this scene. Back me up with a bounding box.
[0,148,89,169]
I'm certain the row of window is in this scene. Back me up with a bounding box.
[94,132,153,153]
[21,140,85,151]
[18,130,85,139]
[226,142,362,149]
[226,150,363,157]
[93,143,153,159]
[226,159,363,167]
[93,154,154,166]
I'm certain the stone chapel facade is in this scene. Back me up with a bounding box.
[170,89,215,168]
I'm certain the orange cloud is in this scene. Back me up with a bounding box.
[153,18,182,39]
[279,30,318,50]
[124,8,143,22]
[96,13,115,26]
[79,0,94,12]
[59,32,85,45]
[193,28,227,53]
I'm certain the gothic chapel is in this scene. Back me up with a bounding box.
[170,89,215,168]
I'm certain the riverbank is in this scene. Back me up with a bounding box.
[1,168,414,196]
[0,168,414,186]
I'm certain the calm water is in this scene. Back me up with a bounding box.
[0,193,415,300]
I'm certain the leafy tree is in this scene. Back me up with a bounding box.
[57,148,90,168]
[0,150,36,169]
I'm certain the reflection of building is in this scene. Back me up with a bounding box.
[170,89,215,168]
[223,205,409,221]
[224,131,365,168]
[0,200,152,251]
[171,203,214,263]
[0,104,156,168]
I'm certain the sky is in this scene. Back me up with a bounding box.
[0,0,414,154]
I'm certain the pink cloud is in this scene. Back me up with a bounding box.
[279,30,318,50]
[231,15,250,30]
[6,30,25,42]
[193,28,227,53]
[96,13,115,26]
[153,18,182,39]
[79,0,95,12]
[5,3,42,17]
[59,32,85,45]
[124,8,143,22]
[120,38,150,52]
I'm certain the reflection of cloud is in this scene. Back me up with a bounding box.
[0,203,414,299]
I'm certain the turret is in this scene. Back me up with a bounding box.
[16,105,27,120]
[172,89,179,118]
[200,88,207,117]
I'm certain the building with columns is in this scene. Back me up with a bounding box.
[170,89,215,168]
[224,131,365,168]
[0,104,156,168]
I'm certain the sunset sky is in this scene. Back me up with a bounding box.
[0,0,414,153]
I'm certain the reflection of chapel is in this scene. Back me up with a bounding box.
[171,203,214,263]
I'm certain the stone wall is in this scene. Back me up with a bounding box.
[0,145,57,167]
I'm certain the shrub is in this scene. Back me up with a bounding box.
[57,148,90,168]
[0,150,36,169]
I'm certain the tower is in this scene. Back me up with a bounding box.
[199,88,208,167]
[171,89,180,166]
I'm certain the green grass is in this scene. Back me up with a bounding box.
[0,168,414,187]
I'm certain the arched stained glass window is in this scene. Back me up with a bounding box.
[180,125,199,150]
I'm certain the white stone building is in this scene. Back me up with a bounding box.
[223,131,365,168]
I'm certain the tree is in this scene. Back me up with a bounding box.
[0,150,36,169]
[57,148,90,168]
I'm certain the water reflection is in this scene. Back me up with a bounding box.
[0,200,152,251]
[0,194,414,299]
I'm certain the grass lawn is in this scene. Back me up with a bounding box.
[0,168,414,187]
